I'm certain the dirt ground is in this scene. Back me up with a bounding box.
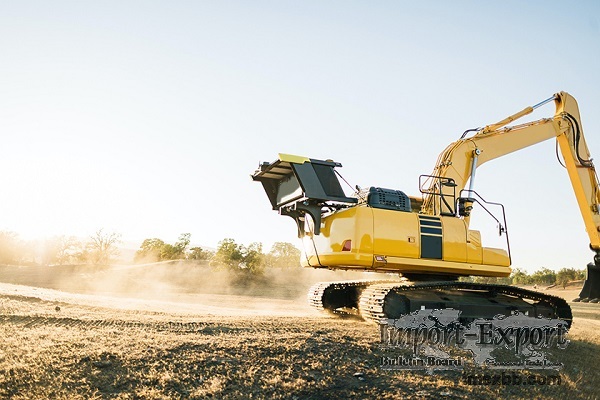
[0,264,598,399]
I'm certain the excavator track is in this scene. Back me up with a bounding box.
[307,280,399,317]
[358,281,573,327]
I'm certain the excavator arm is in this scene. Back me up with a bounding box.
[419,92,600,302]
[422,92,600,252]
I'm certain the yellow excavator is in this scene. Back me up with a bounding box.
[252,91,600,325]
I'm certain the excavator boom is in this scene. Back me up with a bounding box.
[422,92,600,253]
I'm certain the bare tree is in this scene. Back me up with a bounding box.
[86,229,121,266]
[43,236,82,266]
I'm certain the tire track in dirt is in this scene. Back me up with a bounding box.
[0,314,241,333]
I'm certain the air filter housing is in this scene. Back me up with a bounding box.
[364,187,412,212]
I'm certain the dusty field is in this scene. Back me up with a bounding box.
[0,265,599,399]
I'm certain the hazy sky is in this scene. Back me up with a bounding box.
[1,1,599,271]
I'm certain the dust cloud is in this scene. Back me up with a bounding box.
[0,263,384,316]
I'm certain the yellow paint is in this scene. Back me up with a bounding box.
[301,206,510,277]
[278,153,310,164]
[466,230,483,264]
[372,208,419,259]
[440,217,468,263]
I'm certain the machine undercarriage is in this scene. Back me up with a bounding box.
[308,279,572,326]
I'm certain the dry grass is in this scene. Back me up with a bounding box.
[0,267,598,399]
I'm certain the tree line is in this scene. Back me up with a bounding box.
[0,230,301,270]
[510,267,586,288]
[134,235,301,273]
[0,229,121,266]
[462,267,586,288]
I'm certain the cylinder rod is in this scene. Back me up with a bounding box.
[467,150,480,197]
[532,95,558,110]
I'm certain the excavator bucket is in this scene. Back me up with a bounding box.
[575,262,600,302]
[251,154,356,236]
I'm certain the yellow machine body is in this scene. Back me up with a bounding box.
[301,205,510,277]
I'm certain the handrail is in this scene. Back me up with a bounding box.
[459,190,512,264]
[419,174,457,216]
